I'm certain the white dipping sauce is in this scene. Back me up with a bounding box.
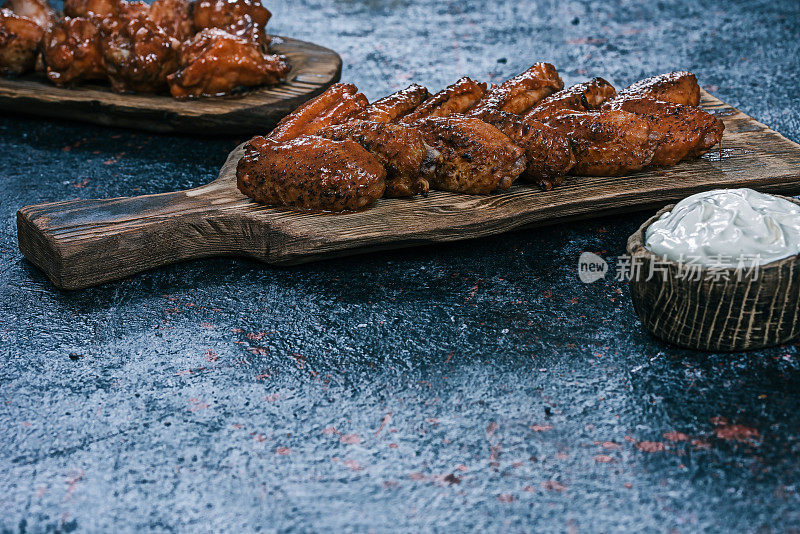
[645,188,800,267]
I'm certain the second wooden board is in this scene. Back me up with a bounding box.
[0,36,341,135]
[17,90,800,289]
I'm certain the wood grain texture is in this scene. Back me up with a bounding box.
[627,197,800,351]
[16,90,800,289]
[0,37,341,135]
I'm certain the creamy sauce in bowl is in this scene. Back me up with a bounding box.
[645,188,800,267]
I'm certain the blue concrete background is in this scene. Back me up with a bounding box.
[2,0,799,531]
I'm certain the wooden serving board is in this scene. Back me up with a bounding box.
[16,90,800,289]
[0,36,341,135]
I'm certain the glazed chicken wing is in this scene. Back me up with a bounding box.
[3,0,53,29]
[237,135,386,212]
[147,0,193,40]
[193,0,270,45]
[537,109,656,176]
[400,76,487,123]
[120,0,148,18]
[93,0,176,35]
[167,28,289,98]
[527,77,616,118]
[617,71,700,106]
[101,15,179,93]
[469,62,563,116]
[43,17,105,85]
[0,8,43,74]
[471,108,575,189]
[353,83,429,123]
[64,0,118,18]
[193,0,270,30]
[414,115,526,195]
[601,95,723,165]
[316,119,437,198]
[268,83,368,142]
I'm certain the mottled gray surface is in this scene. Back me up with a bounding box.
[2,0,800,532]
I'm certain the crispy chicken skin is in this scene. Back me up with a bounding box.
[400,76,487,123]
[63,0,118,18]
[415,115,526,195]
[353,83,429,123]
[0,8,43,74]
[43,17,106,85]
[237,135,386,212]
[527,77,616,118]
[147,0,193,40]
[601,95,723,165]
[101,15,180,93]
[167,28,289,98]
[469,62,563,116]
[316,119,436,198]
[193,0,270,45]
[540,109,656,176]
[268,83,369,142]
[3,0,53,29]
[617,71,700,106]
[471,108,575,189]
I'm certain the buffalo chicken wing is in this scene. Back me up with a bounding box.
[193,0,270,45]
[400,76,487,123]
[147,0,193,40]
[353,83,429,123]
[101,15,180,93]
[120,0,148,18]
[471,108,575,189]
[43,16,105,85]
[63,0,118,18]
[538,109,656,176]
[268,83,368,142]
[527,77,616,119]
[316,119,436,198]
[415,115,526,195]
[237,135,386,212]
[3,0,53,29]
[469,62,563,116]
[601,95,723,165]
[527,79,658,176]
[167,28,289,98]
[616,71,700,106]
[0,8,42,74]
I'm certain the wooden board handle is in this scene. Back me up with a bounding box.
[17,187,259,290]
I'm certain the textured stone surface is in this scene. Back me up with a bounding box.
[2,0,799,531]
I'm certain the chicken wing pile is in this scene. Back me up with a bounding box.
[0,0,289,98]
[237,64,724,213]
